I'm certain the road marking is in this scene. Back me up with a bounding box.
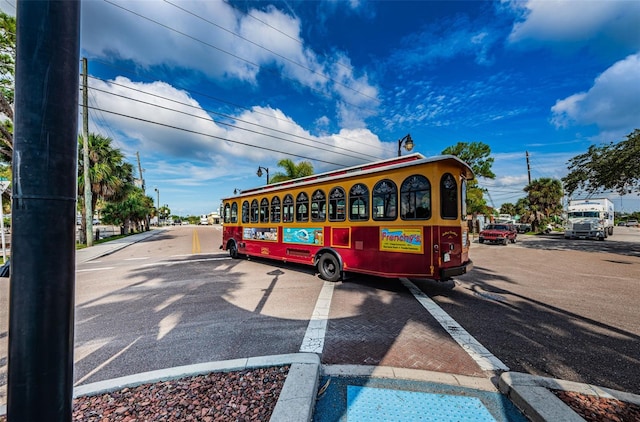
[401,278,509,372]
[192,229,201,254]
[140,257,230,267]
[74,336,142,386]
[76,267,114,273]
[124,257,149,261]
[299,280,335,354]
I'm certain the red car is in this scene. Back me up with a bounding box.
[479,223,517,245]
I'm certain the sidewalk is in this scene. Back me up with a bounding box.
[33,231,640,420]
[75,228,164,264]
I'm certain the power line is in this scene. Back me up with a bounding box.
[90,58,391,155]
[85,104,354,167]
[87,75,383,161]
[163,0,377,103]
[102,0,380,115]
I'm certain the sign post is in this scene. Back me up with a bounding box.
[0,177,9,261]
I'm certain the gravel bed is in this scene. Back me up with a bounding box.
[554,390,640,422]
[0,366,288,421]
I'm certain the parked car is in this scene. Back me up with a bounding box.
[479,224,517,245]
[626,219,639,227]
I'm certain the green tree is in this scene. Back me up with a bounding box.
[0,11,16,164]
[514,197,529,217]
[499,202,517,217]
[101,187,154,235]
[77,133,134,243]
[522,178,563,232]
[441,141,495,217]
[268,159,314,183]
[563,129,640,196]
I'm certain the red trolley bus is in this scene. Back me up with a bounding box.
[221,153,473,282]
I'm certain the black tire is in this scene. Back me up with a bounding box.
[609,227,613,236]
[318,253,341,282]
[479,239,484,244]
[511,237,517,244]
[229,242,239,259]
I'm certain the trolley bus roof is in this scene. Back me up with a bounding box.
[223,153,474,200]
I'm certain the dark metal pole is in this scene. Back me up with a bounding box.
[8,1,81,421]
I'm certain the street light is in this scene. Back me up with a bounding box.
[397,134,414,157]
[154,187,160,226]
[257,166,269,184]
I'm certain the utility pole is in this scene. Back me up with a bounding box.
[526,151,531,185]
[8,1,81,420]
[136,151,145,190]
[136,152,149,230]
[82,57,93,246]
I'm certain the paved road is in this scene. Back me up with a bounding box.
[1,225,638,407]
[448,228,640,394]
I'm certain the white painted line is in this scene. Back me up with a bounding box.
[401,278,509,372]
[140,257,231,267]
[299,281,335,354]
[74,336,142,385]
[124,257,150,261]
[76,267,115,273]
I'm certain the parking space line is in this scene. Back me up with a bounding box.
[401,278,509,372]
[299,280,335,354]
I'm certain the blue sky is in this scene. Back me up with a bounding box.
[4,0,640,215]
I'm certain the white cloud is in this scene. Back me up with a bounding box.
[88,77,388,172]
[81,0,379,126]
[551,53,640,136]
[506,0,640,54]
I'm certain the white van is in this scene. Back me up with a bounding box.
[199,215,209,225]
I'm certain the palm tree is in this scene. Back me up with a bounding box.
[77,133,133,243]
[268,159,314,183]
[523,178,563,232]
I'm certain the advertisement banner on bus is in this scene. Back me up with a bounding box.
[243,227,278,241]
[283,227,323,245]
[380,228,423,253]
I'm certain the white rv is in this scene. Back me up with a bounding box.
[564,198,614,240]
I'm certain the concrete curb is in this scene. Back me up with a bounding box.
[498,372,640,422]
[270,356,321,422]
[323,364,498,392]
[72,352,319,398]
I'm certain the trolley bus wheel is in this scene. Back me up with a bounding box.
[318,253,341,282]
[229,243,239,259]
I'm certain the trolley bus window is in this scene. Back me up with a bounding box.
[400,175,431,220]
[271,196,281,223]
[251,199,259,223]
[283,194,294,222]
[440,173,458,220]
[329,187,346,222]
[224,203,231,223]
[231,202,238,223]
[296,192,309,222]
[372,179,397,221]
[260,198,269,223]
[311,189,326,222]
[242,201,250,224]
[349,183,369,221]
[461,179,467,220]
